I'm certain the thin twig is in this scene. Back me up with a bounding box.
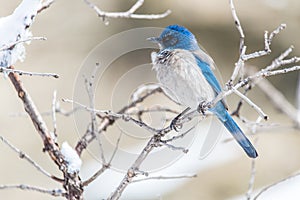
[232,88,268,120]
[297,72,300,127]
[231,84,252,117]
[83,0,171,21]
[0,37,47,51]
[82,165,109,187]
[108,136,158,200]
[264,46,295,72]
[127,106,179,116]
[132,174,197,183]
[38,0,55,13]
[0,184,65,197]
[9,106,81,118]
[85,64,107,164]
[245,66,300,127]
[108,132,123,164]
[8,67,83,199]
[75,87,162,155]
[162,125,196,143]
[229,0,244,53]
[246,158,256,200]
[63,98,160,133]
[0,135,62,182]
[213,64,300,107]
[83,121,123,186]
[241,24,286,61]
[253,171,300,200]
[0,67,59,78]
[52,90,58,134]
[159,142,188,153]
[228,0,245,84]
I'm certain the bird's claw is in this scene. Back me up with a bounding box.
[197,101,209,116]
[170,117,183,132]
[170,107,191,131]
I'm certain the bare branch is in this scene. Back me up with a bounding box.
[241,24,286,61]
[214,64,300,109]
[108,136,158,200]
[232,88,268,120]
[63,98,160,133]
[127,0,145,13]
[0,37,47,52]
[8,67,83,199]
[0,184,65,197]
[246,156,256,199]
[9,105,81,118]
[107,109,201,199]
[0,67,59,78]
[38,0,55,13]
[297,72,300,127]
[83,0,171,22]
[75,86,162,155]
[228,8,287,85]
[229,0,244,53]
[263,46,296,72]
[8,68,61,162]
[245,66,300,127]
[84,64,107,164]
[82,165,109,187]
[159,141,188,153]
[108,132,122,165]
[0,135,62,182]
[132,174,197,183]
[253,171,300,200]
[52,90,58,134]
[162,125,196,143]
[82,131,123,187]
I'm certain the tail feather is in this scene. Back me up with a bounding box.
[221,112,258,158]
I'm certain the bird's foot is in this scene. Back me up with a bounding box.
[170,107,191,132]
[170,117,183,132]
[197,101,210,116]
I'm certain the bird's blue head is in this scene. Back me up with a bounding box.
[149,25,199,51]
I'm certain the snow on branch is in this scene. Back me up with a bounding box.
[0,0,42,68]
[8,71,83,199]
[61,142,82,174]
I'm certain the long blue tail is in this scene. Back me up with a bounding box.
[222,112,258,158]
[211,103,258,158]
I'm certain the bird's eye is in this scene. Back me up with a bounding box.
[163,35,171,42]
[162,35,178,46]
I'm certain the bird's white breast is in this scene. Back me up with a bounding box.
[152,49,215,109]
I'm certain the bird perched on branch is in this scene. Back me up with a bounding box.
[149,24,258,158]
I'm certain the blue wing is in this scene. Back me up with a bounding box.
[192,52,222,95]
[193,51,228,113]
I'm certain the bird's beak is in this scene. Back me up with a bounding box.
[147,37,160,43]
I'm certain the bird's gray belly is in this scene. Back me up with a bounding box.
[154,62,215,109]
[152,50,215,109]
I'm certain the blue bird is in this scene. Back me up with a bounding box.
[150,24,258,158]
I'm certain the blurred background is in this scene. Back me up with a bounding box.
[0,0,300,199]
